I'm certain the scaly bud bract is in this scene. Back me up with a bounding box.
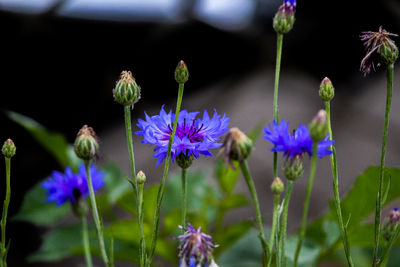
[113,70,141,106]
[137,170,146,184]
[319,77,335,102]
[273,0,296,35]
[284,156,303,181]
[74,125,99,161]
[382,208,400,241]
[2,139,16,158]
[175,60,189,84]
[271,177,284,195]
[309,110,328,141]
[380,42,399,65]
[221,127,253,168]
[176,154,194,170]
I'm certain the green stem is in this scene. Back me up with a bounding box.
[138,182,145,267]
[325,101,354,267]
[181,168,187,230]
[239,160,269,267]
[279,180,293,267]
[273,33,283,179]
[81,216,93,267]
[267,194,280,267]
[373,64,394,267]
[84,161,110,267]
[148,83,185,263]
[378,224,400,266]
[294,143,318,267]
[124,105,146,266]
[1,158,11,267]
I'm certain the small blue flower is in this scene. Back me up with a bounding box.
[285,0,296,6]
[136,106,230,166]
[177,223,218,267]
[264,120,334,158]
[42,164,105,206]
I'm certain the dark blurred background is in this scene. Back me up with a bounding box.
[1,0,400,266]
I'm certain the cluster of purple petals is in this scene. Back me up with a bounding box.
[264,120,334,159]
[136,106,230,166]
[178,224,216,267]
[42,164,105,206]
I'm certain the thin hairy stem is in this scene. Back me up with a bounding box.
[81,216,93,267]
[267,194,280,267]
[273,33,283,179]
[0,158,11,267]
[279,180,294,267]
[181,168,187,230]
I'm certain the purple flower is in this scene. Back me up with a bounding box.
[285,0,296,7]
[42,164,105,206]
[136,106,230,166]
[264,120,334,159]
[177,223,218,267]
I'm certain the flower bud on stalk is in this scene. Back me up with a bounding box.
[273,0,296,35]
[74,125,99,161]
[271,177,284,195]
[137,170,147,184]
[284,155,304,181]
[175,60,189,84]
[176,153,194,170]
[221,127,253,168]
[309,110,328,141]
[113,70,141,106]
[382,208,400,241]
[319,77,335,102]
[2,139,16,159]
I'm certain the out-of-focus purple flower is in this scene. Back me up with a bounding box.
[136,106,230,166]
[285,0,296,7]
[42,164,105,206]
[264,120,334,159]
[177,223,219,267]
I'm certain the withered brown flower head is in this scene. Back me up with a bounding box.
[360,26,398,76]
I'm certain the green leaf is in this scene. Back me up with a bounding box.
[214,221,253,256]
[215,159,240,194]
[285,236,321,267]
[12,182,70,226]
[6,110,80,168]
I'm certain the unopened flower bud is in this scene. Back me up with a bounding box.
[383,208,400,241]
[176,154,193,170]
[309,110,328,141]
[319,77,335,102]
[175,60,189,84]
[74,125,99,161]
[380,42,399,65]
[136,170,147,184]
[284,156,303,181]
[271,177,284,195]
[113,70,141,106]
[2,139,16,158]
[221,127,253,168]
[273,0,296,35]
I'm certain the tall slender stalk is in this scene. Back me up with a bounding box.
[181,168,187,230]
[124,105,146,266]
[325,101,354,267]
[273,33,283,178]
[267,194,280,267]
[138,179,145,267]
[279,180,293,267]
[148,83,185,262]
[239,160,269,267]
[81,216,93,267]
[0,158,11,267]
[372,64,394,266]
[294,143,318,267]
[84,161,110,267]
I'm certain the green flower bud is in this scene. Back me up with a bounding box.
[137,170,146,184]
[284,156,303,181]
[221,127,253,168]
[273,2,296,35]
[74,125,99,161]
[319,77,335,102]
[309,110,328,141]
[2,139,16,158]
[175,60,189,84]
[382,208,400,241]
[380,42,399,65]
[113,70,141,106]
[271,177,284,195]
[176,153,194,170]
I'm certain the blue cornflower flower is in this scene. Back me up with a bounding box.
[136,106,230,166]
[285,0,296,7]
[177,223,219,267]
[264,120,334,159]
[42,164,105,206]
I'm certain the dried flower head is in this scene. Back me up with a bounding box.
[220,127,253,168]
[360,27,398,76]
